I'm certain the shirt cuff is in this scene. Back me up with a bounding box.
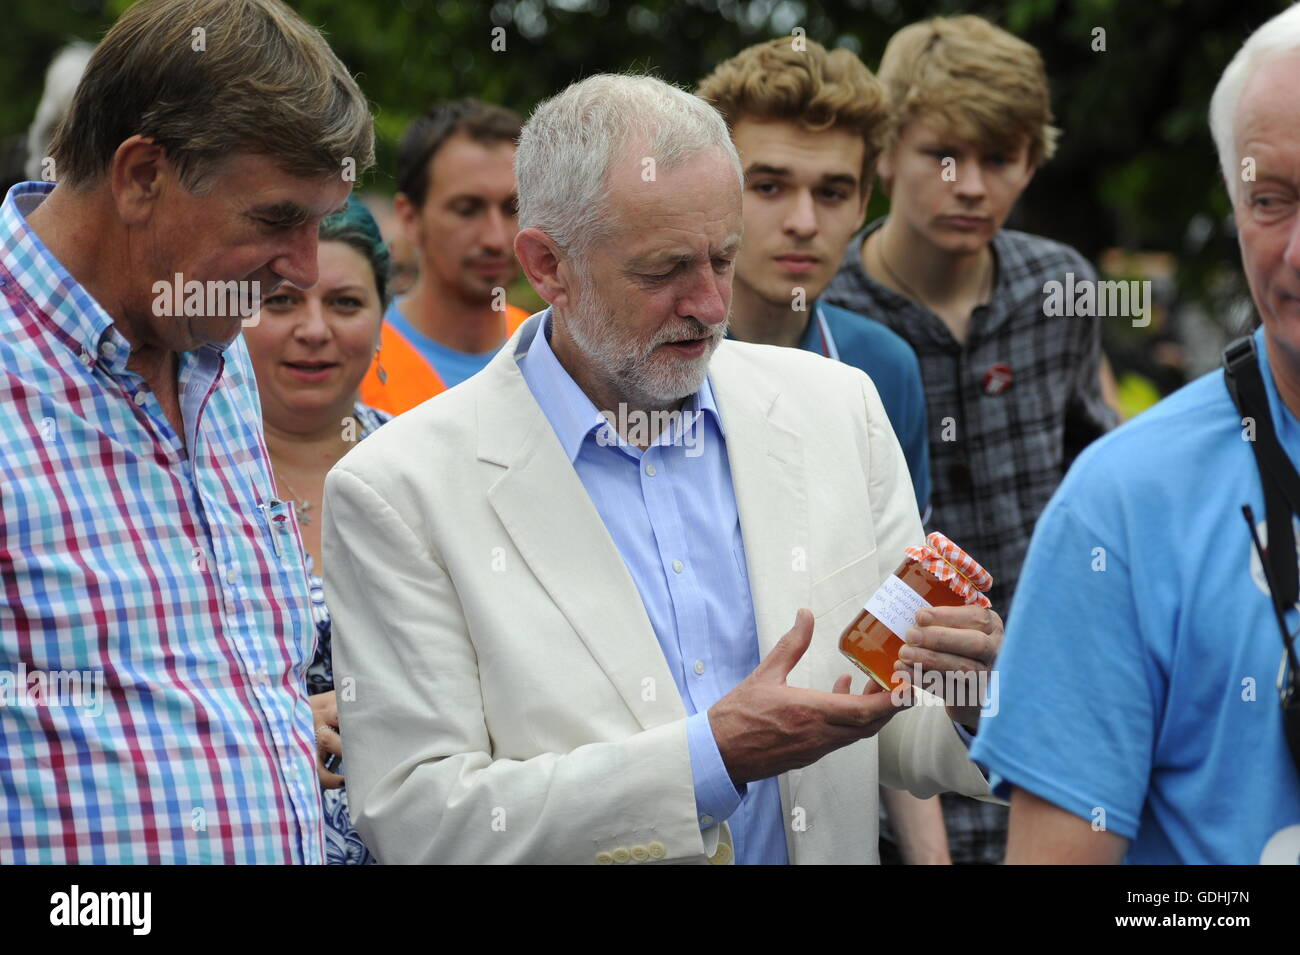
[687,710,745,828]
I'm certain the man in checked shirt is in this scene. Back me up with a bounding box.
[823,15,1118,864]
[0,0,372,862]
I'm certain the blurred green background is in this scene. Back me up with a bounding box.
[0,0,1292,409]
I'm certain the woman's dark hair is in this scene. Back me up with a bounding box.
[319,194,391,309]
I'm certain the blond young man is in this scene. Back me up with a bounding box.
[824,14,1116,864]
[697,38,930,517]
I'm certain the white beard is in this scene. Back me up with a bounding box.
[562,272,727,408]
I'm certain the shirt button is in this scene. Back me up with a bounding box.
[611,847,631,864]
[645,463,656,477]
[700,814,714,826]
[693,660,705,676]
[134,391,148,406]
[672,559,683,574]
[647,841,666,859]
[99,340,117,358]
[78,349,93,367]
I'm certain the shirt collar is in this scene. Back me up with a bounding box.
[1,182,120,360]
[522,307,724,463]
[798,302,826,351]
[1,180,233,375]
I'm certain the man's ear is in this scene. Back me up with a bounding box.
[109,135,167,227]
[393,192,423,249]
[853,179,873,232]
[875,148,895,199]
[1002,157,1039,219]
[514,227,575,308]
[1018,160,1040,194]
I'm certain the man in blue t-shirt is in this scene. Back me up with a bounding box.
[970,8,1300,863]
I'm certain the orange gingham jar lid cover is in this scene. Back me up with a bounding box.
[903,531,993,608]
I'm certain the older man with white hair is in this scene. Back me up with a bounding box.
[325,73,1001,865]
[970,4,1300,864]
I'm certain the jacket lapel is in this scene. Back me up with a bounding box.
[711,344,821,860]
[478,317,682,731]
[708,344,811,666]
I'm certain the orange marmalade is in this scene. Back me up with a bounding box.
[838,532,993,690]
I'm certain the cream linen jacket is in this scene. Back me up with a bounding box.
[323,314,993,865]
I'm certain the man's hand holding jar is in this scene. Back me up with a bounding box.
[841,532,1003,733]
[709,534,1002,787]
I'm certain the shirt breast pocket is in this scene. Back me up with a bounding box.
[258,498,316,671]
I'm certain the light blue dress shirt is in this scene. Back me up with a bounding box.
[517,310,788,865]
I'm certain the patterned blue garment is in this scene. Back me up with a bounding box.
[305,402,390,865]
[0,180,323,864]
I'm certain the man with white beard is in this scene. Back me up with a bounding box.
[322,73,1004,864]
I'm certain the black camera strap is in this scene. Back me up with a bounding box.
[1222,335,1300,777]
[1224,337,1300,605]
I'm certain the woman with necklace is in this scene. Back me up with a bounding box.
[245,196,393,865]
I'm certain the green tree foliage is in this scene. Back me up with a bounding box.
[1,0,1289,343]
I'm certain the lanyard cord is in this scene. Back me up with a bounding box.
[814,305,839,361]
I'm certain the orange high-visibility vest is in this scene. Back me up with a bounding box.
[360,303,530,415]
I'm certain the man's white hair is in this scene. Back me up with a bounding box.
[515,73,742,260]
[1209,2,1300,206]
[25,41,94,182]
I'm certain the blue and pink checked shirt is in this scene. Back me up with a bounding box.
[0,181,323,863]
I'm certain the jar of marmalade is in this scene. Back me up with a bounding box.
[838,532,992,690]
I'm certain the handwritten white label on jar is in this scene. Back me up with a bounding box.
[863,573,933,639]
